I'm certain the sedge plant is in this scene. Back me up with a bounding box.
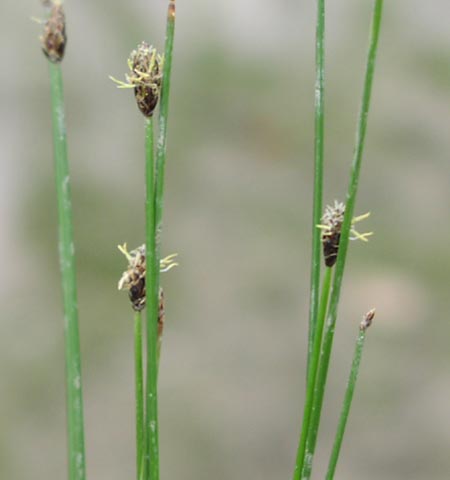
[38,0,383,478]
[112,3,177,480]
[40,2,87,480]
[293,1,384,478]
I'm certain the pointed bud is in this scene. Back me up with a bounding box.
[360,308,376,331]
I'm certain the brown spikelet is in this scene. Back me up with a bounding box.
[118,244,177,314]
[318,201,373,267]
[134,84,160,118]
[321,201,345,267]
[118,244,147,311]
[41,3,67,63]
[128,42,163,117]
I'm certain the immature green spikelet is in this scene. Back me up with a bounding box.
[111,43,163,117]
[40,1,66,63]
[317,201,373,267]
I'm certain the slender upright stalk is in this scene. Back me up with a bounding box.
[49,61,86,480]
[154,0,176,240]
[326,312,374,480]
[293,267,332,480]
[145,117,160,480]
[301,2,384,478]
[134,311,144,480]
[153,0,176,368]
[307,0,325,381]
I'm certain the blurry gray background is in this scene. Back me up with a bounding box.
[1,0,449,479]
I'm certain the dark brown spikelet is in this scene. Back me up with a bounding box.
[129,277,146,312]
[320,201,345,267]
[41,3,67,63]
[118,244,177,317]
[323,231,341,267]
[129,42,163,117]
[118,245,147,311]
[134,84,160,118]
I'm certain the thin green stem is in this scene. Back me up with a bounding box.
[145,117,160,480]
[49,62,86,480]
[293,267,332,480]
[143,5,176,477]
[154,0,176,238]
[326,326,369,480]
[301,2,384,478]
[307,0,325,383]
[134,311,144,480]
[152,0,176,378]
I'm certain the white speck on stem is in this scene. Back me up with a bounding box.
[157,117,166,151]
[314,83,322,106]
[300,452,313,480]
[314,87,320,104]
[57,105,66,140]
[73,376,81,390]
[75,452,84,477]
[62,175,72,212]
[149,420,156,433]
[326,315,333,328]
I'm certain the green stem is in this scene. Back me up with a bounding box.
[301,2,384,478]
[143,5,176,477]
[134,311,144,480]
[49,62,86,480]
[326,326,369,480]
[154,0,176,237]
[153,0,176,377]
[307,0,325,384]
[145,117,160,480]
[293,267,332,480]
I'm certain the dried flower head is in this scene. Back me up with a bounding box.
[317,200,373,267]
[110,42,163,117]
[360,308,376,331]
[40,2,66,63]
[117,243,177,311]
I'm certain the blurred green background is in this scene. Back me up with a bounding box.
[1,1,449,479]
